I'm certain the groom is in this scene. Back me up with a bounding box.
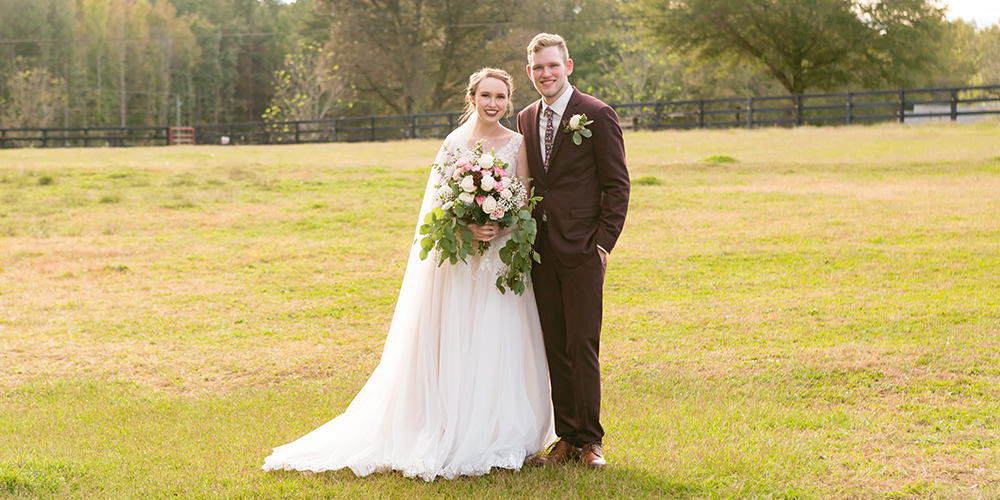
[517,33,630,469]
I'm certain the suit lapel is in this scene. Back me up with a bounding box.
[547,88,580,175]
[527,100,546,185]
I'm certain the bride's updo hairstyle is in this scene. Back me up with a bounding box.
[460,68,515,123]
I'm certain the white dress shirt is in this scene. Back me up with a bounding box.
[537,85,574,165]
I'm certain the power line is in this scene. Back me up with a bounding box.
[0,2,949,47]
[0,12,727,46]
[0,29,333,46]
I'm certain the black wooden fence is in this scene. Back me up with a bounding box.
[2,85,998,149]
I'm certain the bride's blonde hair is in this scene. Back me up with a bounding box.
[460,68,515,123]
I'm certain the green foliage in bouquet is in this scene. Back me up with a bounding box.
[419,204,475,265]
[418,188,541,296]
[496,190,542,295]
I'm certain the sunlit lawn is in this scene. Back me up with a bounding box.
[1,122,999,499]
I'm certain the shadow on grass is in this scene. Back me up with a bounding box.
[0,461,82,497]
[265,463,699,499]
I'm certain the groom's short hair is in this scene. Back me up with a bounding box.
[527,33,569,63]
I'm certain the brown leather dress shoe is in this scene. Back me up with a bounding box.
[529,440,579,466]
[580,443,607,469]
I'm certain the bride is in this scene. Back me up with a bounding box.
[262,68,555,481]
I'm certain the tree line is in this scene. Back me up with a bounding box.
[1,0,998,130]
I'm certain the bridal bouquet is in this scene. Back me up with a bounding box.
[419,141,542,295]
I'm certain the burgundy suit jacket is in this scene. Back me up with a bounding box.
[517,88,630,268]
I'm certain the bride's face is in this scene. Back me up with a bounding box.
[474,77,509,125]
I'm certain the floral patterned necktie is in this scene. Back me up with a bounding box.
[543,107,555,171]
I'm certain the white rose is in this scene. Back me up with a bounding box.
[458,192,475,204]
[460,175,476,193]
[436,185,452,201]
[569,114,581,129]
[479,153,495,168]
[500,188,513,200]
[500,177,512,189]
[481,196,498,213]
[441,201,454,210]
[480,175,496,191]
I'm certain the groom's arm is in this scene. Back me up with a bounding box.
[592,104,630,255]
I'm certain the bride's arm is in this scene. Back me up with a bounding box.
[515,140,530,193]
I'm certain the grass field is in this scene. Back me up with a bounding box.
[2,122,999,499]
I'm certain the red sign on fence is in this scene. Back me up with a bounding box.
[168,127,195,146]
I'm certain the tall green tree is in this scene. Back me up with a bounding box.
[972,25,1000,86]
[637,0,952,94]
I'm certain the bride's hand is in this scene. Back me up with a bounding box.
[469,222,500,242]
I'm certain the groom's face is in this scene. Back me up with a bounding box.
[527,46,573,103]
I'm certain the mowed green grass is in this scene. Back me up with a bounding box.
[1,122,999,499]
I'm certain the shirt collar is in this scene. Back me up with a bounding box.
[541,85,573,118]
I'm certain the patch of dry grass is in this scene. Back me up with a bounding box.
[2,122,999,498]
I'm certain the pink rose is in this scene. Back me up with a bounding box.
[455,157,470,168]
[476,196,486,206]
[490,207,505,220]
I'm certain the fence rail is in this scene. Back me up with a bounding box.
[2,85,998,149]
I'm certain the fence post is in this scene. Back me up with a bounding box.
[42,129,48,148]
[794,95,802,126]
[295,121,301,144]
[0,129,4,149]
[369,117,375,142]
[331,119,338,143]
[698,100,705,128]
[409,115,417,139]
[950,89,959,122]
[654,103,662,130]
[447,113,455,134]
[898,90,905,124]
[845,92,853,125]
[746,97,753,129]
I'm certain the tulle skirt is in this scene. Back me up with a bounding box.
[262,235,555,481]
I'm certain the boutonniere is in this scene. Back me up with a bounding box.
[563,114,594,145]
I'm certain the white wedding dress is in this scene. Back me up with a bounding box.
[262,123,555,481]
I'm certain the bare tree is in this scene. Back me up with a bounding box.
[263,42,345,123]
[0,57,68,128]
[320,0,524,115]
